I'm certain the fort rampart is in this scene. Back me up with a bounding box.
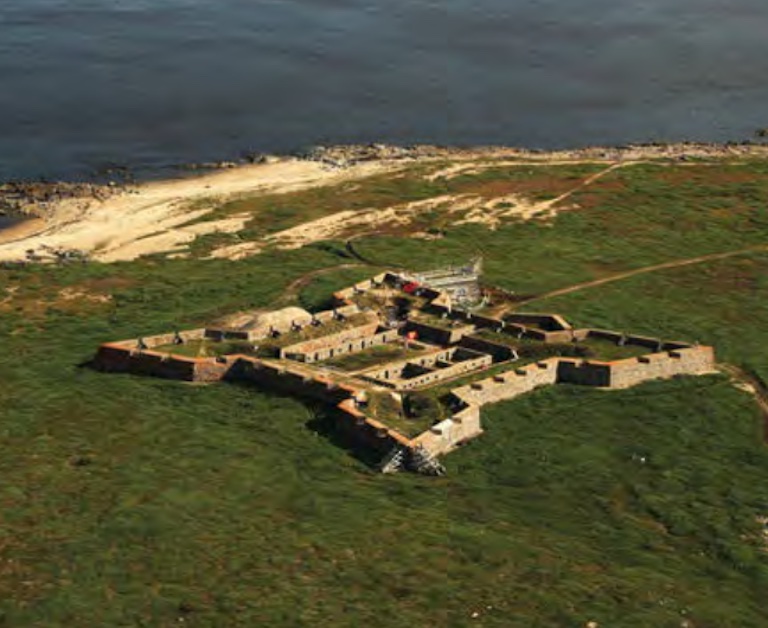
[91,268,719,473]
[412,405,483,456]
[336,399,414,455]
[93,343,236,382]
[452,359,561,408]
[451,345,716,409]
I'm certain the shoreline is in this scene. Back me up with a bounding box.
[1,141,768,265]
[0,217,47,246]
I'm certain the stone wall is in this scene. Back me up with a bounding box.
[362,347,492,390]
[193,358,238,382]
[607,346,715,389]
[279,322,384,362]
[556,359,612,387]
[471,319,572,343]
[396,353,493,391]
[203,329,251,341]
[423,304,574,342]
[95,327,252,352]
[336,399,413,454]
[91,268,720,472]
[579,328,692,350]
[452,359,560,407]
[92,343,235,382]
[459,335,516,362]
[231,357,359,405]
[464,313,505,331]
[332,272,392,304]
[223,360,413,456]
[362,347,456,382]
[503,313,572,331]
[450,345,715,411]
[312,304,361,325]
[413,405,482,457]
[404,320,475,345]
[131,328,207,349]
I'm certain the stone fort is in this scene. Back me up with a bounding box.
[93,264,716,475]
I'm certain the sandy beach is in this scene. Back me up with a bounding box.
[0,157,402,263]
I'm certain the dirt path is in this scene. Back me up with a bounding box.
[720,364,768,442]
[276,262,366,306]
[512,244,768,309]
[544,161,636,209]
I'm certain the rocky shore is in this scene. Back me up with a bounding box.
[303,140,768,167]
[0,180,121,218]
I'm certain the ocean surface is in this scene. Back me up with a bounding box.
[0,214,23,230]
[1,0,767,181]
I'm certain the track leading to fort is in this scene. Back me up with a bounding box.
[720,364,768,443]
[512,244,768,309]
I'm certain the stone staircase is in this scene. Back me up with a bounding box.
[379,444,447,476]
[379,445,408,474]
[408,445,447,476]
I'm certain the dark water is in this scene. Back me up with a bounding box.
[0,214,24,231]
[1,0,767,181]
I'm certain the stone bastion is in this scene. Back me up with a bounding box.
[92,270,716,475]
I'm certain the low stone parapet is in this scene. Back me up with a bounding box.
[608,345,715,389]
[452,359,560,407]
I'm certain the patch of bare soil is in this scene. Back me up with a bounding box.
[57,288,112,304]
[0,284,113,318]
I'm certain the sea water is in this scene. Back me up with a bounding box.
[1,0,766,180]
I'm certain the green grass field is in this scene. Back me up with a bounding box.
[151,339,257,358]
[323,343,426,372]
[1,158,768,626]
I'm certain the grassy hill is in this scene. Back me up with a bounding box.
[1,157,767,626]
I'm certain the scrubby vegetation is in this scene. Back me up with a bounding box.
[1,158,768,626]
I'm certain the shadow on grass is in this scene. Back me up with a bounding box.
[221,379,385,471]
[306,407,386,471]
